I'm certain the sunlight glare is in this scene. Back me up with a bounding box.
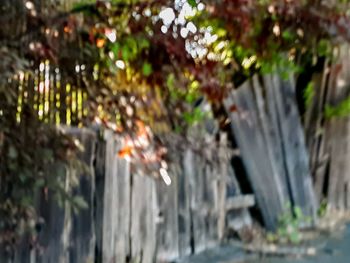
[159,8,175,25]
[160,168,171,186]
[116,60,125,69]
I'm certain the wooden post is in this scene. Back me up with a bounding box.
[217,133,228,241]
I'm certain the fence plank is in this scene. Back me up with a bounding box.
[179,150,194,257]
[35,179,68,263]
[225,162,253,237]
[102,131,131,263]
[304,45,350,210]
[94,135,106,262]
[217,134,228,242]
[225,195,255,211]
[190,150,213,253]
[156,164,180,262]
[266,74,317,218]
[325,46,350,210]
[130,174,157,263]
[1,125,257,262]
[224,74,317,230]
[67,128,97,263]
[203,163,220,248]
[224,80,288,230]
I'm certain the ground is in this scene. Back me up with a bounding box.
[177,224,350,263]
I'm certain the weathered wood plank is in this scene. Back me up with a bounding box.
[252,76,289,201]
[225,162,253,236]
[334,50,350,210]
[130,174,157,263]
[2,125,259,262]
[225,74,317,230]
[102,131,131,263]
[224,80,289,230]
[155,164,180,262]
[203,163,219,248]
[189,152,208,253]
[318,45,350,210]
[178,150,193,257]
[305,60,330,203]
[225,195,255,211]
[217,134,228,242]
[94,135,106,263]
[267,74,317,218]
[32,181,68,263]
[68,129,97,263]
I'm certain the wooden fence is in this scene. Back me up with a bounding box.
[0,0,91,128]
[2,57,350,262]
[100,130,253,263]
[305,45,350,210]
[0,127,253,263]
[3,63,89,127]
[224,74,318,230]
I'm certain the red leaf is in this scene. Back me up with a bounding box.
[118,146,133,158]
[229,104,238,112]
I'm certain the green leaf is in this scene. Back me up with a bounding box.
[20,196,33,207]
[277,227,287,237]
[8,145,18,159]
[125,37,138,59]
[185,93,196,104]
[266,232,277,243]
[325,105,334,118]
[304,82,315,108]
[188,0,197,7]
[289,231,301,244]
[138,37,150,50]
[183,108,204,125]
[142,63,153,76]
[35,178,45,188]
[175,125,183,133]
[71,1,96,14]
[54,193,64,208]
[122,46,130,61]
[183,112,194,124]
[325,95,350,119]
[317,39,331,57]
[282,30,294,41]
[42,149,54,161]
[166,73,175,90]
[294,206,303,220]
[19,173,27,183]
[73,196,89,209]
[112,42,121,57]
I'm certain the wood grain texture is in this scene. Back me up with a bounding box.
[224,74,317,230]
[1,127,255,262]
[103,131,131,263]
